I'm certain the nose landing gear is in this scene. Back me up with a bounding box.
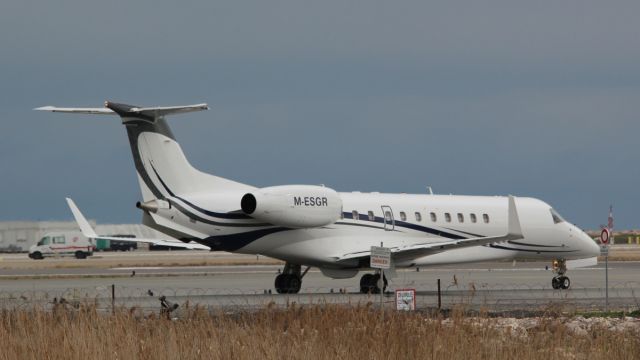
[551,259,571,290]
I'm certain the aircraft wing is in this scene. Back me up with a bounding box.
[66,198,210,250]
[335,195,523,263]
[91,235,210,250]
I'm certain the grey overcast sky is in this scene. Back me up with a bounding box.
[1,0,638,229]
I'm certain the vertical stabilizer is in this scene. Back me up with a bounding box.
[36,101,254,203]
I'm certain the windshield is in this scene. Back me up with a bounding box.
[37,236,51,246]
[550,208,565,224]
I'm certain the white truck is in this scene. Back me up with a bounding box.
[28,231,95,259]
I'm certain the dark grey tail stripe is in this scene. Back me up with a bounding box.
[170,200,273,228]
[125,122,168,200]
[196,227,291,252]
[148,163,269,226]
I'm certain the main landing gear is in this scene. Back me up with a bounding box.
[359,271,388,294]
[274,263,310,294]
[551,259,571,290]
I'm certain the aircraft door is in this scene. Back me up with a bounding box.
[381,205,394,231]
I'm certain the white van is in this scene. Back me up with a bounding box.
[29,231,95,259]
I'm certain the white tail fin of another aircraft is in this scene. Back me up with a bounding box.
[65,198,210,250]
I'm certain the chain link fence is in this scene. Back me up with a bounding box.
[1,281,638,315]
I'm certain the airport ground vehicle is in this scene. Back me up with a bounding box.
[28,231,95,259]
[95,235,138,251]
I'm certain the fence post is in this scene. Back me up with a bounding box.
[437,278,441,310]
[111,284,115,315]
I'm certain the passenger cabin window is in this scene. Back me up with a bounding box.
[52,236,65,244]
[430,212,437,222]
[368,211,375,221]
[483,214,490,223]
[470,213,477,223]
[352,211,359,221]
[457,213,464,223]
[400,212,407,221]
[445,213,451,222]
[550,208,565,224]
[37,237,50,246]
[415,212,422,222]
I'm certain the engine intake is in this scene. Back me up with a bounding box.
[240,193,257,214]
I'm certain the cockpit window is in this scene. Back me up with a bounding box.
[550,208,565,224]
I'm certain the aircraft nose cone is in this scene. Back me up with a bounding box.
[584,232,601,257]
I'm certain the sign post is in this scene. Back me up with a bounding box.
[371,245,391,318]
[600,228,610,311]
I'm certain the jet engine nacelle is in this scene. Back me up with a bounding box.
[240,185,342,228]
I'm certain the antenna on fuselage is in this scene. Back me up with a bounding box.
[426,186,434,195]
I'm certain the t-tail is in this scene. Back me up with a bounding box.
[35,101,254,203]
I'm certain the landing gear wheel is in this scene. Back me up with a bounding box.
[274,274,302,294]
[560,276,571,290]
[275,274,286,292]
[359,273,388,294]
[286,275,302,294]
[551,277,561,290]
[360,274,376,294]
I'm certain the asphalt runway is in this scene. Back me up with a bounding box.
[0,251,638,312]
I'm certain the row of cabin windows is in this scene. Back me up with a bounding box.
[350,210,490,224]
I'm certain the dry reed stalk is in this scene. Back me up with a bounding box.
[0,305,637,360]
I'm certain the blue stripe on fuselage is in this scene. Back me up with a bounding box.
[342,212,467,240]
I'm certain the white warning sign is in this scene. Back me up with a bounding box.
[395,289,416,311]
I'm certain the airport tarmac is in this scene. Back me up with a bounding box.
[0,251,637,312]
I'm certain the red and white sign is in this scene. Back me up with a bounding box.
[370,246,391,269]
[395,289,416,311]
[600,228,610,245]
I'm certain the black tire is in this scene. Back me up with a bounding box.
[32,252,44,260]
[275,274,286,294]
[370,274,382,294]
[560,276,571,290]
[551,277,560,289]
[275,274,302,294]
[75,251,87,259]
[360,274,375,294]
[285,275,302,294]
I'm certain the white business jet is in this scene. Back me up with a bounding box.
[36,102,600,293]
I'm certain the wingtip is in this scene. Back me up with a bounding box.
[65,197,98,238]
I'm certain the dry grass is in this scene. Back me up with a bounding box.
[603,246,640,261]
[0,305,637,360]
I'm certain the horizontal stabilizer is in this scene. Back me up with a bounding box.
[35,101,208,119]
[34,106,115,115]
